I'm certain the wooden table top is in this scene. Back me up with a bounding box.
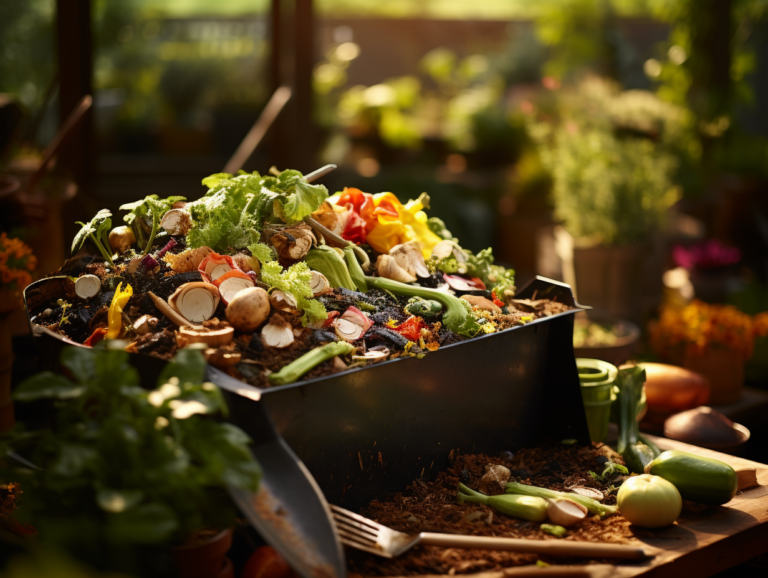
[389,436,768,578]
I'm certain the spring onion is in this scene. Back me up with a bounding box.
[505,482,618,517]
[457,483,548,522]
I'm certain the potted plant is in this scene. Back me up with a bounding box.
[533,79,685,322]
[0,346,261,577]
[0,232,37,432]
[649,300,768,404]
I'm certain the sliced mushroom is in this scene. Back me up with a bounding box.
[270,290,299,315]
[352,345,390,362]
[214,270,254,305]
[547,499,588,527]
[160,208,192,236]
[376,254,416,283]
[390,241,430,278]
[133,314,158,336]
[310,271,332,296]
[261,313,295,348]
[461,295,501,313]
[168,282,220,323]
[179,323,234,347]
[75,275,101,299]
[270,223,316,260]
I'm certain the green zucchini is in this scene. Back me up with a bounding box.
[645,450,737,506]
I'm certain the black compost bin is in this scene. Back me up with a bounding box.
[25,276,589,511]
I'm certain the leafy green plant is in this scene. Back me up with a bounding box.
[72,209,116,268]
[589,461,629,482]
[119,195,186,256]
[0,347,261,574]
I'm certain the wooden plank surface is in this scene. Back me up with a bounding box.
[606,435,768,578]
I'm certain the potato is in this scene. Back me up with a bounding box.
[225,287,270,332]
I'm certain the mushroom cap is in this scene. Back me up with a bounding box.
[179,324,235,347]
[261,313,295,348]
[75,274,102,299]
[225,287,271,332]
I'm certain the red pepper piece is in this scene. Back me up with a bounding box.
[84,327,108,347]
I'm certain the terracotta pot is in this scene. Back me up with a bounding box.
[171,528,233,578]
[682,349,744,405]
[572,243,653,323]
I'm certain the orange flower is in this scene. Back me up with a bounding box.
[0,233,37,303]
[650,300,760,361]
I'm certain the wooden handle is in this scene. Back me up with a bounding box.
[27,94,92,193]
[223,86,291,174]
[420,533,647,560]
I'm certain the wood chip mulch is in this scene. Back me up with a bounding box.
[348,444,638,576]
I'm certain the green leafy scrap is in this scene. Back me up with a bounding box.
[186,168,328,252]
[264,170,329,224]
[247,241,276,264]
[261,261,328,326]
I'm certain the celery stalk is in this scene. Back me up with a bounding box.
[268,342,355,386]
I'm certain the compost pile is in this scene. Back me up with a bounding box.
[348,444,636,576]
[30,168,570,387]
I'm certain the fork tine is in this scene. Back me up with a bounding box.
[338,536,393,558]
[330,505,385,530]
[332,515,379,538]
[336,527,376,545]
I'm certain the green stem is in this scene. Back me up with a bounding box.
[89,233,114,268]
[142,213,159,257]
[505,481,618,517]
[268,342,355,386]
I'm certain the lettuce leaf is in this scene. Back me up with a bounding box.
[186,169,327,251]
[260,261,328,327]
[261,170,328,224]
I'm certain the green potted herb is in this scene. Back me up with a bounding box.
[0,347,261,577]
[535,79,684,321]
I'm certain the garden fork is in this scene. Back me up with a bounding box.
[330,505,647,560]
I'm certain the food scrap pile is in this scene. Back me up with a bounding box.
[348,444,636,576]
[30,168,570,387]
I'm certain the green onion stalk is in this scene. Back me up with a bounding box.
[505,482,618,517]
[457,483,548,522]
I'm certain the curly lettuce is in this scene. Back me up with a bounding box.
[186,169,328,252]
[260,261,328,327]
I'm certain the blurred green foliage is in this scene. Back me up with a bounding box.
[0,347,260,575]
[533,78,683,245]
